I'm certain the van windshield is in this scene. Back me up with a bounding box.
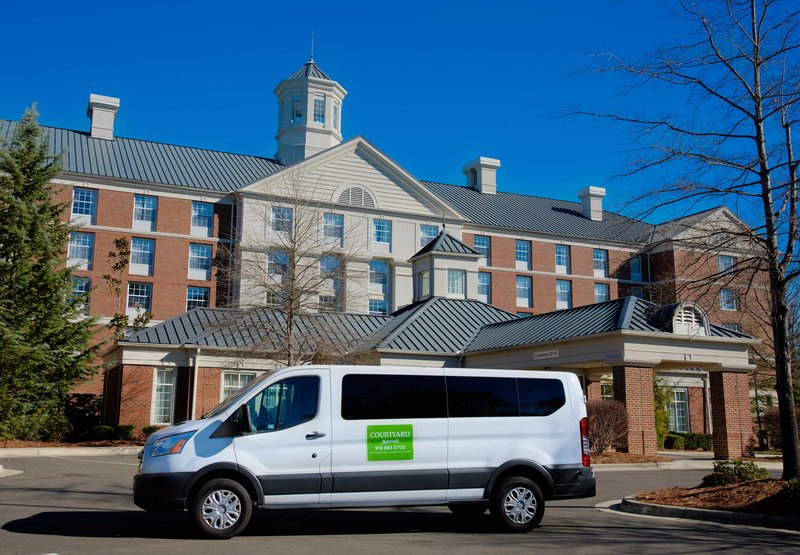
[202,372,272,419]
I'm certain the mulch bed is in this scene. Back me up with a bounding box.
[634,479,798,518]
[0,440,142,448]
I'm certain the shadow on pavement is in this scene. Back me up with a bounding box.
[2,508,500,539]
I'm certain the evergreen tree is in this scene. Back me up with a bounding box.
[0,106,97,440]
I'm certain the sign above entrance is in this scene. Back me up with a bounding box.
[533,349,559,360]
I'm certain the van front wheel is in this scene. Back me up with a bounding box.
[190,478,252,539]
[490,477,544,533]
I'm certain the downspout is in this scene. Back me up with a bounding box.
[191,347,200,420]
[704,373,713,435]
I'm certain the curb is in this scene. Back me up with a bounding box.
[594,460,783,472]
[619,496,800,531]
[0,446,142,458]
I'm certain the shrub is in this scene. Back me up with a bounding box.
[664,434,685,450]
[141,425,162,439]
[681,433,712,451]
[784,478,800,502]
[586,400,628,454]
[89,425,115,440]
[653,379,671,448]
[115,424,134,441]
[701,460,770,487]
[0,406,72,442]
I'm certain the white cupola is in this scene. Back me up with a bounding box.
[274,57,347,164]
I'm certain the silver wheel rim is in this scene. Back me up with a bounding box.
[201,488,242,530]
[503,486,537,524]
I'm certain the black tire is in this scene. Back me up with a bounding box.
[448,502,488,518]
[489,477,544,533]
[190,478,253,539]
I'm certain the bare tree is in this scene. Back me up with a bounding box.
[578,0,800,478]
[218,168,371,366]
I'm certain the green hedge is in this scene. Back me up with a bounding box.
[701,461,770,486]
[664,434,685,450]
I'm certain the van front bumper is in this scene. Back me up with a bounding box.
[133,472,193,512]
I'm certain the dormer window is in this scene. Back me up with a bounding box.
[673,304,708,336]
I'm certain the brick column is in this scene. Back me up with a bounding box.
[613,366,657,455]
[586,380,603,402]
[709,371,754,459]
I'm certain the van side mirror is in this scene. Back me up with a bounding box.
[210,404,252,438]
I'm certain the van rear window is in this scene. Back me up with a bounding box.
[341,374,447,420]
[518,378,566,416]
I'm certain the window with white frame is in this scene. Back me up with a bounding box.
[630,255,642,281]
[127,282,152,316]
[186,286,210,310]
[271,206,293,234]
[222,372,257,401]
[333,101,340,130]
[268,250,289,278]
[320,255,341,294]
[152,368,175,425]
[291,95,303,123]
[718,254,735,274]
[130,238,155,276]
[516,275,532,307]
[369,259,389,295]
[477,272,491,303]
[372,219,392,252]
[555,245,570,274]
[593,249,608,278]
[594,283,610,303]
[447,269,466,298]
[318,295,341,312]
[419,270,431,298]
[133,195,158,231]
[556,279,572,310]
[420,224,439,247]
[515,240,531,270]
[68,232,95,270]
[71,188,97,224]
[313,95,326,124]
[601,383,613,401]
[721,289,739,311]
[668,388,689,433]
[369,299,388,315]
[188,243,212,280]
[71,277,91,316]
[323,213,344,245]
[474,235,490,265]
[191,201,213,237]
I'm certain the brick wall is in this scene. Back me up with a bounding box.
[586,381,603,402]
[118,365,156,433]
[195,367,223,418]
[710,371,754,459]
[613,366,657,455]
[688,386,707,434]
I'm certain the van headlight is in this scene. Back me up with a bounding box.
[150,431,196,457]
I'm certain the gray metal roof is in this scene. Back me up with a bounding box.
[0,120,284,192]
[123,307,391,351]
[410,230,480,259]
[422,181,654,244]
[375,297,516,354]
[288,59,333,81]
[465,297,752,353]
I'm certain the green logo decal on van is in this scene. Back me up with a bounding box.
[367,424,413,461]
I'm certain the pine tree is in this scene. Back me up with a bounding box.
[0,106,97,440]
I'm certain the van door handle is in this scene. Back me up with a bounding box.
[306,431,326,440]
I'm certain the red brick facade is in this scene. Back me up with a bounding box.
[612,366,657,455]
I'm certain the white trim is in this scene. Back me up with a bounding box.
[151,367,176,425]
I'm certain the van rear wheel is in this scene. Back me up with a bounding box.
[489,477,544,533]
[190,478,252,539]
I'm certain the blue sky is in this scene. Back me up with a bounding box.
[2,0,693,219]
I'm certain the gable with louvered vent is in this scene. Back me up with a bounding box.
[337,186,376,208]
[673,305,707,336]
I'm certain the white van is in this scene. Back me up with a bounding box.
[134,365,595,538]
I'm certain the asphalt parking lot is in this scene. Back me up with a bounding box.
[0,455,797,554]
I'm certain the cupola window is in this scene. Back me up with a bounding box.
[291,96,303,123]
[313,95,326,124]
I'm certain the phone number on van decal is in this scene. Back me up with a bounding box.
[367,424,414,461]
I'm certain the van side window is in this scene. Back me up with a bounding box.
[518,378,566,416]
[447,376,519,417]
[247,376,319,432]
[341,374,447,420]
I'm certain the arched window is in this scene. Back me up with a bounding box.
[337,187,376,208]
